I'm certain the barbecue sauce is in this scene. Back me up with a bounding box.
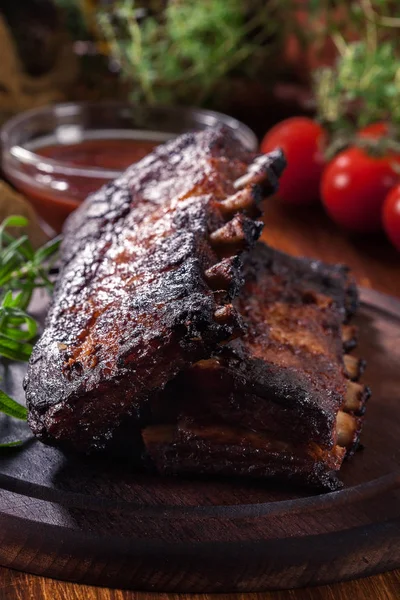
[17,138,159,232]
[36,139,158,171]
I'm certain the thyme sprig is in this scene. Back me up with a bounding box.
[312,0,400,159]
[96,0,277,105]
[315,40,400,134]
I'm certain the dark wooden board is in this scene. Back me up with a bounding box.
[0,288,399,593]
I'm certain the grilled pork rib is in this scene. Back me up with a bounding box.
[143,243,368,490]
[25,128,285,452]
[25,127,367,491]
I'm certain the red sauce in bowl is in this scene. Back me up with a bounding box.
[16,138,159,233]
[36,138,158,170]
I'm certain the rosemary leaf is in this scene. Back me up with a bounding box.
[0,439,25,448]
[0,215,60,444]
[0,335,33,362]
[0,390,27,420]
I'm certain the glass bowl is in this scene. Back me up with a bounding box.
[1,102,258,233]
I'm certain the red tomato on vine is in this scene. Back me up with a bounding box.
[358,122,390,139]
[261,117,326,205]
[321,147,400,233]
[383,185,400,251]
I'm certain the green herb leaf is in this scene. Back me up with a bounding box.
[96,0,278,106]
[315,38,400,135]
[0,439,25,448]
[33,236,62,264]
[0,215,61,446]
[2,231,34,261]
[0,338,33,362]
[0,216,60,366]
[0,215,28,231]
[0,389,27,420]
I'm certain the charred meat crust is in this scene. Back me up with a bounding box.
[25,128,285,452]
[142,420,345,492]
[240,244,359,323]
[156,243,361,447]
[144,243,367,490]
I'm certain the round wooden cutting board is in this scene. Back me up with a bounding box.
[0,288,399,593]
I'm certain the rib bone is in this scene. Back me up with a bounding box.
[209,214,263,256]
[344,381,370,415]
[219,186,261,217]
[214,304,238,325]
[342,325,358,352]
[233,149,286,191]
[204,256,241,296]
[336,410,358,448]
[344,355,366,381]
[213,304,243,340]
[345,381,364,413]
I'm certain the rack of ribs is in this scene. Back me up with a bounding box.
[143,243,369,491]
[25,128,286,452]
[25,126,369,491]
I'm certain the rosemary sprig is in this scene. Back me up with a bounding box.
[0,390,27,420]
[0,216,60,446]
[0,389,30,448]
[0,216,60,363]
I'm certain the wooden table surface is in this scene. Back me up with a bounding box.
[1,197,400,600]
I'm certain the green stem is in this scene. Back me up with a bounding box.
[361,0,378,55]
[332,32,348,57]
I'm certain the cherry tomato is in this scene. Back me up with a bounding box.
[321,147,400,233]
[261,117,326,205]
[358,122,390,139]
[383,184,400,251]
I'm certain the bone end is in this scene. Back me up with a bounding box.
[344,381,370,415]
[344,355,366,381]
[234,148,286,192]
[204,256,242,297]
[336,410,359,449]
[342,325,358,352]
[209,214,263,257]
[214,304,237,324]
[219,185,262,217]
